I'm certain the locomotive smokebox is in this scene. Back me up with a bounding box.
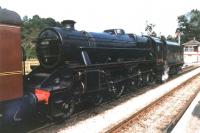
[61,20,76,30]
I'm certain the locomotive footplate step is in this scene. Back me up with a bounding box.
[171,92,200,133]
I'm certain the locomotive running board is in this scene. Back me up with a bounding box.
[70,59,156,70]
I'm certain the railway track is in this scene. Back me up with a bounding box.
[22,66,200,133]
[107,67,200,133]
[2,65,198,133]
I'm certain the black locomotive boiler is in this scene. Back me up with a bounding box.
[36,20,152,68]
[24,20,184,118]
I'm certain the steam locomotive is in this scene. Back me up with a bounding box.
[0,8,184,126]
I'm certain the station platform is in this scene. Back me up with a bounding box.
[172,91,200,133]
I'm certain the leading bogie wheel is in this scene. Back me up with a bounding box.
[61,97,75,119]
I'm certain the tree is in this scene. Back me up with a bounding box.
[177,9,200,43]
[21,15,61,58]
[151,31,157,37]
[145,21,157,37]
[167,35,177,42]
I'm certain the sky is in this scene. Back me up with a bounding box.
[1,0,200,36]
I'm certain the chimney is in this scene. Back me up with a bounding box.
[61,20,76,30]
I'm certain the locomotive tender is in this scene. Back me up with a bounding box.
[0,8,184,125]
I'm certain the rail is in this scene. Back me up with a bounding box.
[107,72,200,133]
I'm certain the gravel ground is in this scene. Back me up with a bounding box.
[46,68,200,133]
[116,74,200,133]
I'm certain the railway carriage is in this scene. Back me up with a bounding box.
[0,8,36,126]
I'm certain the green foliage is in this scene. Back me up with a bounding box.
[167,35,178,42]
[177,9,200,43]
[22,42,36,58]
[145,21,157,37]
[21,15,61,58]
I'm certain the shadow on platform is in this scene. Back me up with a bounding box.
[192,101,200,118]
